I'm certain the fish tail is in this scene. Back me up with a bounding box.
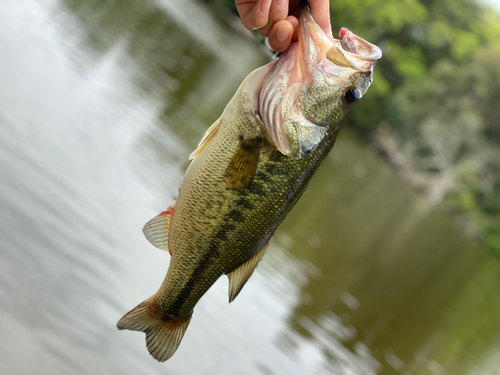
[117,298,191,362]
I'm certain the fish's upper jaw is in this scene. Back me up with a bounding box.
[319,28,381,99]
[328,28,382,72]
[339,28,382,62]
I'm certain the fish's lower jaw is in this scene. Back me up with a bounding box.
[117,299,191,362]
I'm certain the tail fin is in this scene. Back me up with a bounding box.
[117,299,191,362]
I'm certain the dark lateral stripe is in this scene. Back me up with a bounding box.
[167,244,220,317]
[167,197,253,316]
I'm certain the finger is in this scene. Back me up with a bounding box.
[286,15,299,42]
[307,0,333,40]
[236,0,272,30]
[267,19,293,52]
[257,0,289,37]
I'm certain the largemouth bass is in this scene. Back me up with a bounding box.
[117,6,381,362]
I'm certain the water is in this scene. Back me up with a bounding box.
[1,1,500,374]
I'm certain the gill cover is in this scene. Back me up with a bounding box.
[258,6,382,159]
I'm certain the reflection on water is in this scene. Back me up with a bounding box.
[1,0,500,374]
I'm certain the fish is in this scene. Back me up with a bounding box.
[117,5,381,362]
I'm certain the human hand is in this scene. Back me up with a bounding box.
[236,0,332,52]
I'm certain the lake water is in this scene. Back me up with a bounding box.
[1,1,500,374]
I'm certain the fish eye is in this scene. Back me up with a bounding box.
[344,89,360,104]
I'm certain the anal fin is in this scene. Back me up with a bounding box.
[143,205,175,253]
[226,242,269,302]
[225,137,260,190]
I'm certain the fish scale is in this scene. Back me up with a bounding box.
[117,5,381,362]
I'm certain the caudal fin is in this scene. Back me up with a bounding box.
[117,299,191,362]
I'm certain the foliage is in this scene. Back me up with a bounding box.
[334,0,500,253]
[206,0,500,252]
[385,49,500,250]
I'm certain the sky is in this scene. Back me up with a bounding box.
[479,0,500,12]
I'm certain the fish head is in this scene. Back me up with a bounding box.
[258,6,382,158]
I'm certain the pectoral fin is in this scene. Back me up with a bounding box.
[143,205,175,253]
[189,119,221,160]
[225,137,260,190]
[226,242,269,302]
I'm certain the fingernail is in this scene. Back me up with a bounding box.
[276,27,290,43]
[276,0,287,7]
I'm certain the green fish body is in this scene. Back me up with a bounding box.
[118,7,381,362]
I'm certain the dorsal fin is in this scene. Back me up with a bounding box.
[226,242,269,302]
[224,137,260,190]
[142,205,175,253]
[189,119,221,160]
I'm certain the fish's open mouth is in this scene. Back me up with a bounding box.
[298,7,381,73]
[257,5,382,158]
[295,6,381,98]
